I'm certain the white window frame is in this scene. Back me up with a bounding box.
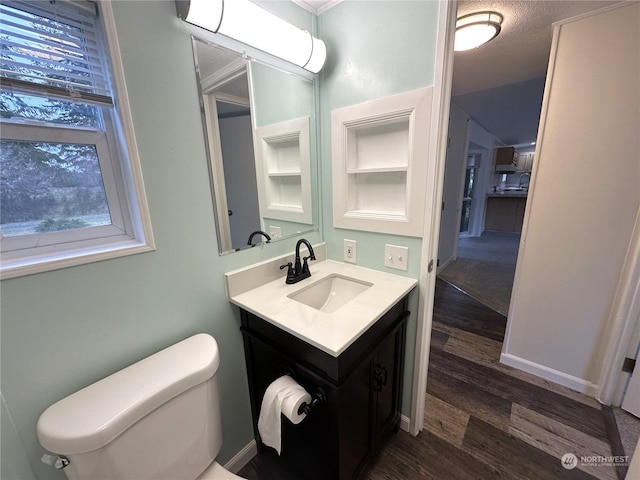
[0,1,154,279]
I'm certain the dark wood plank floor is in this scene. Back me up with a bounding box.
[238,279,626,480]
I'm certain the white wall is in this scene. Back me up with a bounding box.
[0,3,321,479]
[218,114,261,248]
[318,0,440,416]
[502,3,640,394]
[437,103,469,271]
[437,109,500,270]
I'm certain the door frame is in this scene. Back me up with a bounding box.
[410,0,456,435]
[598,206,640,406]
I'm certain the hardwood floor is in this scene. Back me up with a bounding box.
[238,279,628,480]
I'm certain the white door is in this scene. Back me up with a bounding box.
[621,315,640,417]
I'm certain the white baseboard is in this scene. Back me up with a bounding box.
[500,353,599,397]
[400,414,410,432]
[223,440,257,474]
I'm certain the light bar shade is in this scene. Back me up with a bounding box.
[455,11,503,52]
[177,0,326,73]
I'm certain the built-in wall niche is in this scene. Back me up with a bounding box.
[254,116,312,224]
[332,87,432,236]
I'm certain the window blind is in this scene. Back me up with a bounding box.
[0,0,113,106]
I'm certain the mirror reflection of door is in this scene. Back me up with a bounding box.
[196,40,261,252]
[214,97,260,250]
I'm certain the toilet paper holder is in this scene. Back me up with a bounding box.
[284,369,326,416]
[297,387,326,416]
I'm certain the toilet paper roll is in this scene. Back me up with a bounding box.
[258,375,312,455]
[281,389,310,425]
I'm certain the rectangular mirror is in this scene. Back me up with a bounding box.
[192,36,319,255]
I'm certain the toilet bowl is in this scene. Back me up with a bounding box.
[37,334,246,480]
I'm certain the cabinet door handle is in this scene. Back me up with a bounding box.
[373,365,387,392]
[380,365,388,387]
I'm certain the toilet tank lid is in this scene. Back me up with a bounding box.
[37,334,220,455]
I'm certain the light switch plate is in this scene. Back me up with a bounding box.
[269,226,282,240]
[384,244,408,271]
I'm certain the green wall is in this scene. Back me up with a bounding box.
[0,2,442,479]
[0,2,319,479]
[318,1,440,414]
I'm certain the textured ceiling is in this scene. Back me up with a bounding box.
[453,0,618,96]
[452,0,618,145]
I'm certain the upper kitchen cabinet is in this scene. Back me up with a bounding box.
[495,147,535,173]
[495,147,519,172]
[518,152,535,172]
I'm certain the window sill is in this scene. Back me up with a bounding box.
[1,239,155,280]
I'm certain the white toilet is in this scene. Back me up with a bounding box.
[37,334,246,480]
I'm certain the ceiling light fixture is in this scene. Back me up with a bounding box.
[175,0,327,73]
[454,11,503,52]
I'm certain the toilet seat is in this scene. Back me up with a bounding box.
[197,461,246,480]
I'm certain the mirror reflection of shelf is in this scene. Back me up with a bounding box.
[267,176,303,210]
[255,117,312,224]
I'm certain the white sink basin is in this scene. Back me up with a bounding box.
[288,274,373,313]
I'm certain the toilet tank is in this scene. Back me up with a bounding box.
[37,334,223,480]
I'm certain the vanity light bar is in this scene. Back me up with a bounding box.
[176,0,327,73]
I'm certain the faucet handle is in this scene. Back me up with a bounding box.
[279,262,294,277]
[280,262,297,284]
[301,256,314,274]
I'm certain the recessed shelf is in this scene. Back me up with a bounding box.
[347,171,407,216]
[267,171,302,177]
[346,166,407,175]
[331,87,432,236]
[347,117,410,171]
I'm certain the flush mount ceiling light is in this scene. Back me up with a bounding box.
[454,11,503,52]
[175,0,327,73]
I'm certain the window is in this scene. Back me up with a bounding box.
[0,0,153,278]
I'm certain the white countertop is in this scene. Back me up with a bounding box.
[487,190,528,198]
[228,259,417,357]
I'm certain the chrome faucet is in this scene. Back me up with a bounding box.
[247,230,271,247]
[519,172,531,189]
[279,239,316,284]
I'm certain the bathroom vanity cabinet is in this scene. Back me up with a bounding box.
[240,296,408,480]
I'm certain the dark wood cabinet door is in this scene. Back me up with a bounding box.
[374,327,402,448]
[338,353,375,480]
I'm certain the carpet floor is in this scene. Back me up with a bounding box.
[439,231,521,316]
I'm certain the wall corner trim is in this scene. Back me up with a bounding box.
[224,439,258,474]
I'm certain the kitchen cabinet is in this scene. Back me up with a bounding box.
[485,196,527,233]
[240,297,408,480]
[495,147,519,167]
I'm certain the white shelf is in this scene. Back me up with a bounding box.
[254,117,312,225]
[267,171,302,177]
[331,87,432,236]
[346,166,407,175]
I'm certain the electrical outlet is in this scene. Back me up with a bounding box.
[384,244,408,271]
[269,226,282,240]
[344,239,357,263]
